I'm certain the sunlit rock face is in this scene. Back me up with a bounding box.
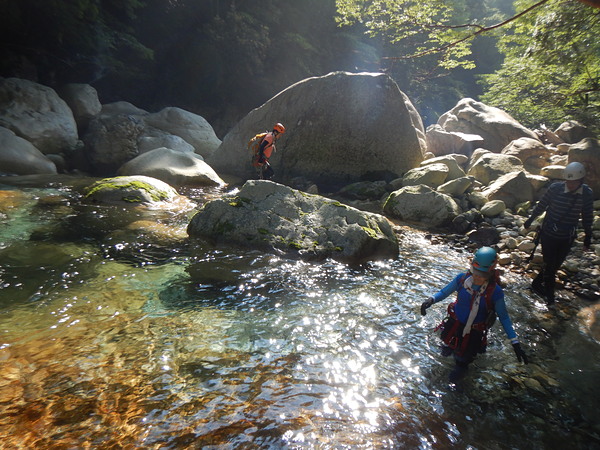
[118,147,225,187]
[438,98,540,153]
[207,71,425,190]
[187,180,399,264]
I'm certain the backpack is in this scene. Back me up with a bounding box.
[247,132,268,166]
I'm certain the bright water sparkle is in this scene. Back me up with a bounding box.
[1,182,599,448]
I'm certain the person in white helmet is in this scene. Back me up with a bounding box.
[523,161,594,304]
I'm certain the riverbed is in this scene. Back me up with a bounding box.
[1,178,599,449]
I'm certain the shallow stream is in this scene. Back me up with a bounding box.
[1,179,599,449]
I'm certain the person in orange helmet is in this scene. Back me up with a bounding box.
[255,122,286,180]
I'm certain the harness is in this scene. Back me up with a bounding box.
[436,270,499,357]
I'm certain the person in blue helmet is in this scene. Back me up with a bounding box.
[421,247,528,384]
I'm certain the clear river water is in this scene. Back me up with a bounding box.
[1,178,599,449]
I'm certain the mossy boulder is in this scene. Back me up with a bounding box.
[83,175,179,205]
[187,180,399,264]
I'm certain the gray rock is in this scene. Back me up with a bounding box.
[144,107,221,158]
[438,98,540,152]
[0,126,57,175]
[118,147,224,187]
[421,155,467,181]
[568,138,600,200]
[467,152,524,186]
[138,134,195,154]
[482,171,535,210]
[207,72,425,188]
[402,163,449,188]
[187,180,398,264]
[554,120,593,144]
[383,184,461,227]
[501,137,550,175]
[82,114,145,175]
[0,77,78,154]
[425,124,484,157]
[58,83,102,130]
[437,176,473,196]
[83,175,179,205]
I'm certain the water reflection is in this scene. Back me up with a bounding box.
[1,183,599,448]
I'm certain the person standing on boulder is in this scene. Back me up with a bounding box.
[255,122,286,180]
[523,161,594,305]
[421,247,528,385]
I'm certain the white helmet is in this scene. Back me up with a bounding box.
[564,162,585,180]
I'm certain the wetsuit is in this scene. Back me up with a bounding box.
[526,181,594,302]
[432,272,517,366]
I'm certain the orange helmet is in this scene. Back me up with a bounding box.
[273,123,286,134]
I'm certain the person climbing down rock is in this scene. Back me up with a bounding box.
[250,122,286,180]
[522,161,594,305]
[421,247,528,385]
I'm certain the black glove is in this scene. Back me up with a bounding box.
[524,218,533,229]
[512,342,529,364]
[257,154,266,164]
[420,297,434,316]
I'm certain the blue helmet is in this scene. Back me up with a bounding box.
[472,247,497,272]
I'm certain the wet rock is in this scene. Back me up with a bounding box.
[83,175,179,206]
[188,180,399,264]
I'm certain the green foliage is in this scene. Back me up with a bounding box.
[335,0,503,71]
[334,0,510,123]
[480,0,600,132]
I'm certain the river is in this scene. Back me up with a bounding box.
[1,177,599,449]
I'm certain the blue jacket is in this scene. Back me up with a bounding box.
[432,272,517,340]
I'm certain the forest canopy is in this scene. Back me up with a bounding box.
[0,0,598,134]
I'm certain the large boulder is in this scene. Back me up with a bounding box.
[207,72,425,189]
[402,163,449,188]
[83,105,221,176]
[187,180,399,264]
[0,126,57,175]
[0,77,78,154]
[568,138,600,200]
[118,147,225,187]
[144,107,221,158]
[481,171,535,209]
[467,152,524,186]
[501,137,551,175]
[138,134,195,154]
[82,113,145,175]
[438,98,540,152]
[425,124,484,157]
[555,120,594,144]
[383,184,461,228]
[421,155,467,181]
[57,83,102,131]
[83,175,179,206]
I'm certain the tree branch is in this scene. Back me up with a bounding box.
[383,0,553,61]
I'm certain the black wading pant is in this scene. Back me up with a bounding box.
[533,232,574,301]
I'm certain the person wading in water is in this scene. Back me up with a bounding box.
[421,247,529,384]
